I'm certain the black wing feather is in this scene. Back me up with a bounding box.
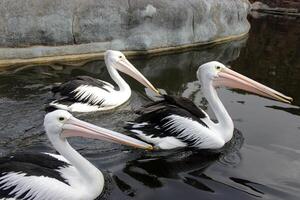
[51,76,110,106]
[162,95,207,118]
[135,95,207,122]
[125,95,208,145]
[0,152,70,199]
[52,76,110,95]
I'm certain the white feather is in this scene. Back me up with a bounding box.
[131,130,187,149]
[73,85,107,105]
[50,84,131,112]
[43,153,98,198]
[43,153,70,163]
[0,172,78,200]
[0,153,102,200]
[132,122,149,128]
[131,114,225,149]
[162,115,225,149]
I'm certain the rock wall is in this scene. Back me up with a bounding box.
[250,0,300,9]
[0,0,250,63]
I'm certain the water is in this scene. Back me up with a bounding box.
[0,14,299,199]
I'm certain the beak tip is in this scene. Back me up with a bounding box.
[283,96,293,104]
[153,88,163,96]
[142,144,153,150]
[143,144,153,150]
[148,146,154,150]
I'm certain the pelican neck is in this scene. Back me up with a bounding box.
[49,135,104,197]
[201,79,234,142]
[105,60,131,92]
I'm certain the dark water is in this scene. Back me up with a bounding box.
[0,14,300,200]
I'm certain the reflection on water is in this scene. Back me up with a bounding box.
[121,129,243,185]
[0,14,300,200]
[231,15,300,105]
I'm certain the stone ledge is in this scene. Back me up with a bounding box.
[0,32,248,69]
[250,1,300,16]
[0,0,250,48]
[0,0,251,70]
[0,0,250,55]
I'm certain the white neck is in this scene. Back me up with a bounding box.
[105,60,131,93]
[49,136,104,197]
[202,79,234,142]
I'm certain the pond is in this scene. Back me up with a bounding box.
[0,14,299,200]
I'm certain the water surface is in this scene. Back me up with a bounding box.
[0,14,299,200]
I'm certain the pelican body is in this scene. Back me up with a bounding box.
[0,110,152,200]
[126,61,292,150]
[50,50,159,112]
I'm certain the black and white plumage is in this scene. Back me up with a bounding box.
[0,110,152,200]
[50,76,116,112]
[126,61,292,150]
[49,50,159,112]
[126,95,220,150]
[0,152,74,200]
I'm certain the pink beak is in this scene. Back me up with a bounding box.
[116,58,161,95]
[61,117,153,150]
[214,67,293,104]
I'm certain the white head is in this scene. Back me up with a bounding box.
[44,110,153,150]
[104,50,160,94]
[197,61,292,104]
[197,61,225,83]
[104,50,126,65]
[44,110,72,137]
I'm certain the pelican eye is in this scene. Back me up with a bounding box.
[119,55,122,59]
[216,66,221,70]
[59,117,65,121]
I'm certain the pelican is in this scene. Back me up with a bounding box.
[49,50,159,112]
[126,61,293,150]
[0,110,152,200]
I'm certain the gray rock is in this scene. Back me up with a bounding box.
[0,0,250,60]
[0,0,75,47]
[250,1,299,16]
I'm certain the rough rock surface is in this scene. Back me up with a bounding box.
[0,0,250,63]
[0,0,250,50]
[250,1,299,16]
[249,0,300,10]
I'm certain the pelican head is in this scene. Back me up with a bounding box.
[197,61,293,104]
[44,110,153,150]
[105,50,160,94]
